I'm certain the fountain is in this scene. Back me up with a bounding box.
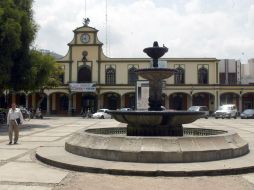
[36,42,249,174]
[63,42,249,163]
[108,41,204,136]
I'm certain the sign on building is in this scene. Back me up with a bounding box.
[69,83,96,92]
[136,81,149,110]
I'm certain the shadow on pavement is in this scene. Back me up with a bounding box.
[0,124,51,135]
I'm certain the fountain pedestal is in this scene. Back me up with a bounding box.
[141,41,170,111]
[137,68,175,111]
[148,79,163,111]
[109,110,203,136]
[127,124,183,136]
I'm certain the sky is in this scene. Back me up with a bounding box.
[33,0,254,62]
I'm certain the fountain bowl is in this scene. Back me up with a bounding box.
[107,110,205,136]
[137,68,176,81]
[108,110,204,126]
[143,45,168,59]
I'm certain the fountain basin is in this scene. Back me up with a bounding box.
[143,45,168,59]
[137,68,175,80]
[65,127,249,163]
[107,110,204,136]
[108,110,203,126]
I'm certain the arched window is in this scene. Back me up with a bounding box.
[78,66,91,83]
[128,66,138,85]
[174,67,185,84]
[105,67,116,84]
[198,67,208,84]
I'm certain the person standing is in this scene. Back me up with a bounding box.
[7,103,24,144]
[87,108,91,118]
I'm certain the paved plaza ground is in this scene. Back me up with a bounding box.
[1,117,254,190]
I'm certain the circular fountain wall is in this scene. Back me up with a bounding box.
[65,127,249,163]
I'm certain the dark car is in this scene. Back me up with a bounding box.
[0,108,8,124]
[240,109,254,119]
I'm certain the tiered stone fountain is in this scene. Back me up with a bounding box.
[36,41,251,176]
[108,41,203,136]
[64,42,249,163]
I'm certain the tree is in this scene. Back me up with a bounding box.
[0,0,22,93]
[28,49,64,108]
[10,0,37,91]
[0,0,37,93]
[0,1,63,110]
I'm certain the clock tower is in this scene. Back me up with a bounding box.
[58,19,105,84]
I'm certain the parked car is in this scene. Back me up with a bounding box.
[0,108,8,124]
[19,107,32,121]
[31,108,43,119]
[161,106,166,110]
[92,109,111,119]
[214,104,237,119]
[119,108,133,111]
[240,109,254,119]
[0,111,7,124]
[188,106,209,119]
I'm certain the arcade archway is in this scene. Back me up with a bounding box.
[49,92,69,115]
[123,92,135,109]
[169,93,190,110]
[242,93,254,110]
[73,92,97,114]
[102,92,121,110]
[192,92,215,112]
[220,92,239,109]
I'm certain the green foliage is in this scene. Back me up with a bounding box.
[10,0,37,91]
[0,0,37,92]
[0,0,22,91]
[29,50,64,92]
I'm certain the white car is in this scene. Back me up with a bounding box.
[188,106,209,119]
[119,108,133,111]
[214,104,237,119]
[92,109,111,119]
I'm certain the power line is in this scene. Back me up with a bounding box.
[105,0,111,56]
[85,0,87,18]
[105,0,108,56]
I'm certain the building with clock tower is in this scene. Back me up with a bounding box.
[2,21,254,115]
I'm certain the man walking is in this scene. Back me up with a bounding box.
[7,103,24,144]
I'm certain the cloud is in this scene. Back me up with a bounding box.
[33,0,254,62]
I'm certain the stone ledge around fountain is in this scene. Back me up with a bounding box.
[36,144,254,177]
[64,127,249,163]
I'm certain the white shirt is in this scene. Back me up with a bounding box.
[7,108,24,125]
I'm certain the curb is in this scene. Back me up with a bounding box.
[36,147,254,177]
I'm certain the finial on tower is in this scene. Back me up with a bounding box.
[83,18,90,26]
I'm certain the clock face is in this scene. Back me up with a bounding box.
[80,33,90,43]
